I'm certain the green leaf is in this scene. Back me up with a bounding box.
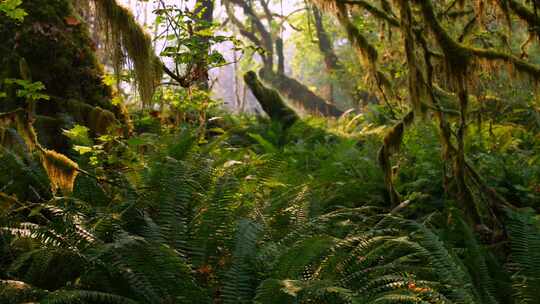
[0,0,27,22]
[74,145,93,155]
[248,133,278,154]
[63,125,92,145]
[111,96,123,106]
[4,79,49,101]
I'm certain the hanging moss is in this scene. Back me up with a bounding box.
[14,114,39,152]
[0,0,131,151]
[416,0,472,76]
[90,0,162,105]
[378,111,415,206]
[312,0,393,102]
[0,109,38,151]
[0,107,79,197]
[351,0,399,27]
[310,0,339,13]
[471,48,540,78]
[398,0,428,115]
[311,1,379,64]
[416,0,540,82]
[40,148,79,195]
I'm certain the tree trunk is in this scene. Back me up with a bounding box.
[224,0,341,117]
[312,6,377,109]
[193,0,215,90]
[0,0,128,151]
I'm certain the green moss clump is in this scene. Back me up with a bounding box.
[244,71,299,129]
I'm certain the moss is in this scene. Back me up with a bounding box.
[88,106,117,135]
[14,113,38,152]
[312,1,380,64]
[40,148,79,194]
[378,111,415,206]
[259,69,344,117]
[0,0,129,151]
[398,0,427,115]
[506,0,540,34]
[351,0,399,27]
[416,0,472,74]
[244,71,299,129]
[92,0,162,105]
[471,48,540,79]
[64,99,119,136]
[0,109,39,152]
[335,3,378,65]
[313,1,393,100]
[0,107,82,197]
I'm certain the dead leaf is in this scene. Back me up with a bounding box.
[65,16,81,26]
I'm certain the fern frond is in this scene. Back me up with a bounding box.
[222,219,263,304]
[505,208,540,304]
[41,290,139,304]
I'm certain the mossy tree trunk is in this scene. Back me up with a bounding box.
[0,0,128,151]
[193,0,215,90]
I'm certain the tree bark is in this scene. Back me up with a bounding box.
[224,0,342,117]
[0,0,128,151]
[193,0,215,90]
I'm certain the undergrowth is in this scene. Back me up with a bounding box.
[0,108,539,303]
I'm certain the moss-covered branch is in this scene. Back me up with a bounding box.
[227,0,343,117]
[259,69,344,117]
[244,71,299,129]
[471,47,540,78]
[415,0,540,79]
[505,0,540,32]
[91,0,162,105]
[378,110,414,206]
[0,108,78,194]
[311,0,378,63]
[346,0,400,27]
[311,0,393,104]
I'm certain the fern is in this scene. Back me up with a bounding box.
[41,290,139,304]
[222,219,263,304]
[505,208,540,304]
[456,214,499,304]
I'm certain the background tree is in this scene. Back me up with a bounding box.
[1,1,540,304]
[223,0,344,117]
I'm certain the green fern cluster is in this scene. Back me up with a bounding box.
[1,117,540,304]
